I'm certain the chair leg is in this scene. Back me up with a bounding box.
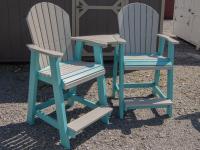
[112,46,119,98]
[97,75,110,124]
[153,70,160,96]
[66,88,76,107]
[27,52,39,125]
[119,69,125,119]
[53,84,70,149]
[27,75,38,125]
[167,69,173,117]
[118,45,125,119]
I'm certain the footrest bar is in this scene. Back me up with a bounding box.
[36,110,59,129]
[125,98,172,110]
[71,96,98,109]
[124,82,155,88]
[154,86,167,98]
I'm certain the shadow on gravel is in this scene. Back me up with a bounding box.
[0,117,106,150]
[0,105,169,150]
[174,40,200,66]
[175,112,200,132]
[108,102,168,135]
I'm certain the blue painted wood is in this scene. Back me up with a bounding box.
[36,97,55,110]
[35,92,73,110]
[49,57,70,149]
[167,42,174,117]
[154,86,167,99]
[70,41,84,106]
[158,36,166,55]
[112,46,119,98]
[36,110,59,129]
[27,51,39,125]
[124,82,155,88]
[167,70,173,117]
[153,70,161,96]
[153,37,166,95]
[93,45,109,124]
[124,60,172,66]
[119,44,125,119]
[74,41,83,61]
[70,96,98,109]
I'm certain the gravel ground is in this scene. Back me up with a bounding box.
[0,20,200,150]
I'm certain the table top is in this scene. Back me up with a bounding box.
[72,34,126,48]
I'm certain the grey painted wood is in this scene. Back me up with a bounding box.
[72,34,126,48]
[27,44,64,57]
[134,3,141,53]
[140,4,147,53]
[151,10,159,53]
[118,3,159,55]
[39,61,105,89]
[68,107,112,133]
[146,6,153,53]
[125,99,172,109]
[27,2,73,68]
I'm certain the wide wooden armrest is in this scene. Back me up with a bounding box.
[112,34,126,44]
[157,34,179,44]
[27,44,64,57]
[72,34,126,48]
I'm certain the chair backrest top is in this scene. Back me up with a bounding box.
[118,3,159,55]
[27,2,73,68]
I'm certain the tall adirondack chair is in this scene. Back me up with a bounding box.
[26,2,112,149]
[112,3,179,119]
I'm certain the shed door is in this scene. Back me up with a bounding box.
[72,0,127,36]
[72,0,127,56]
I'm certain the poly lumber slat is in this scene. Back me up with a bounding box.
[27,44,63,57]
[118,3,159,55]
[68,107,112,133]
[124,55,168,60]
[72,34,126,47]
[125,99,172,108]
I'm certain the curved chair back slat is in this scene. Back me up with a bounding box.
[27,2,73,68]
[118,3,159,55]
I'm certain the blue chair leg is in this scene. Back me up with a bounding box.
[27,52,39,125]
[97,75,110,124]
[167,69,173,117]
[50,57,70,149]
[112,46,119,98]
[67,88,76,107]
[153,70,160,96]
[27,75,38,125]
[119,44,125,119]
[53,84,70,149]
[93,45,110,123]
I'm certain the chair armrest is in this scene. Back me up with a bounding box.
[27,44,64,58]
[157,34,179,44]
[112,34,126,44]
[72,34,126,48]
[72,36,107,47]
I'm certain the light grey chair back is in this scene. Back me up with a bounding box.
[27,2,73,68]
[118,3,159,55]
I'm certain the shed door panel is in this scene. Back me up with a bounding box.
[73,0,126,56]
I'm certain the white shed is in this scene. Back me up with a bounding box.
[173,0,200,49]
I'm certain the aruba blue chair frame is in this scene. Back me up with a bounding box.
[27,41,110,149]
[112,38,176,119]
